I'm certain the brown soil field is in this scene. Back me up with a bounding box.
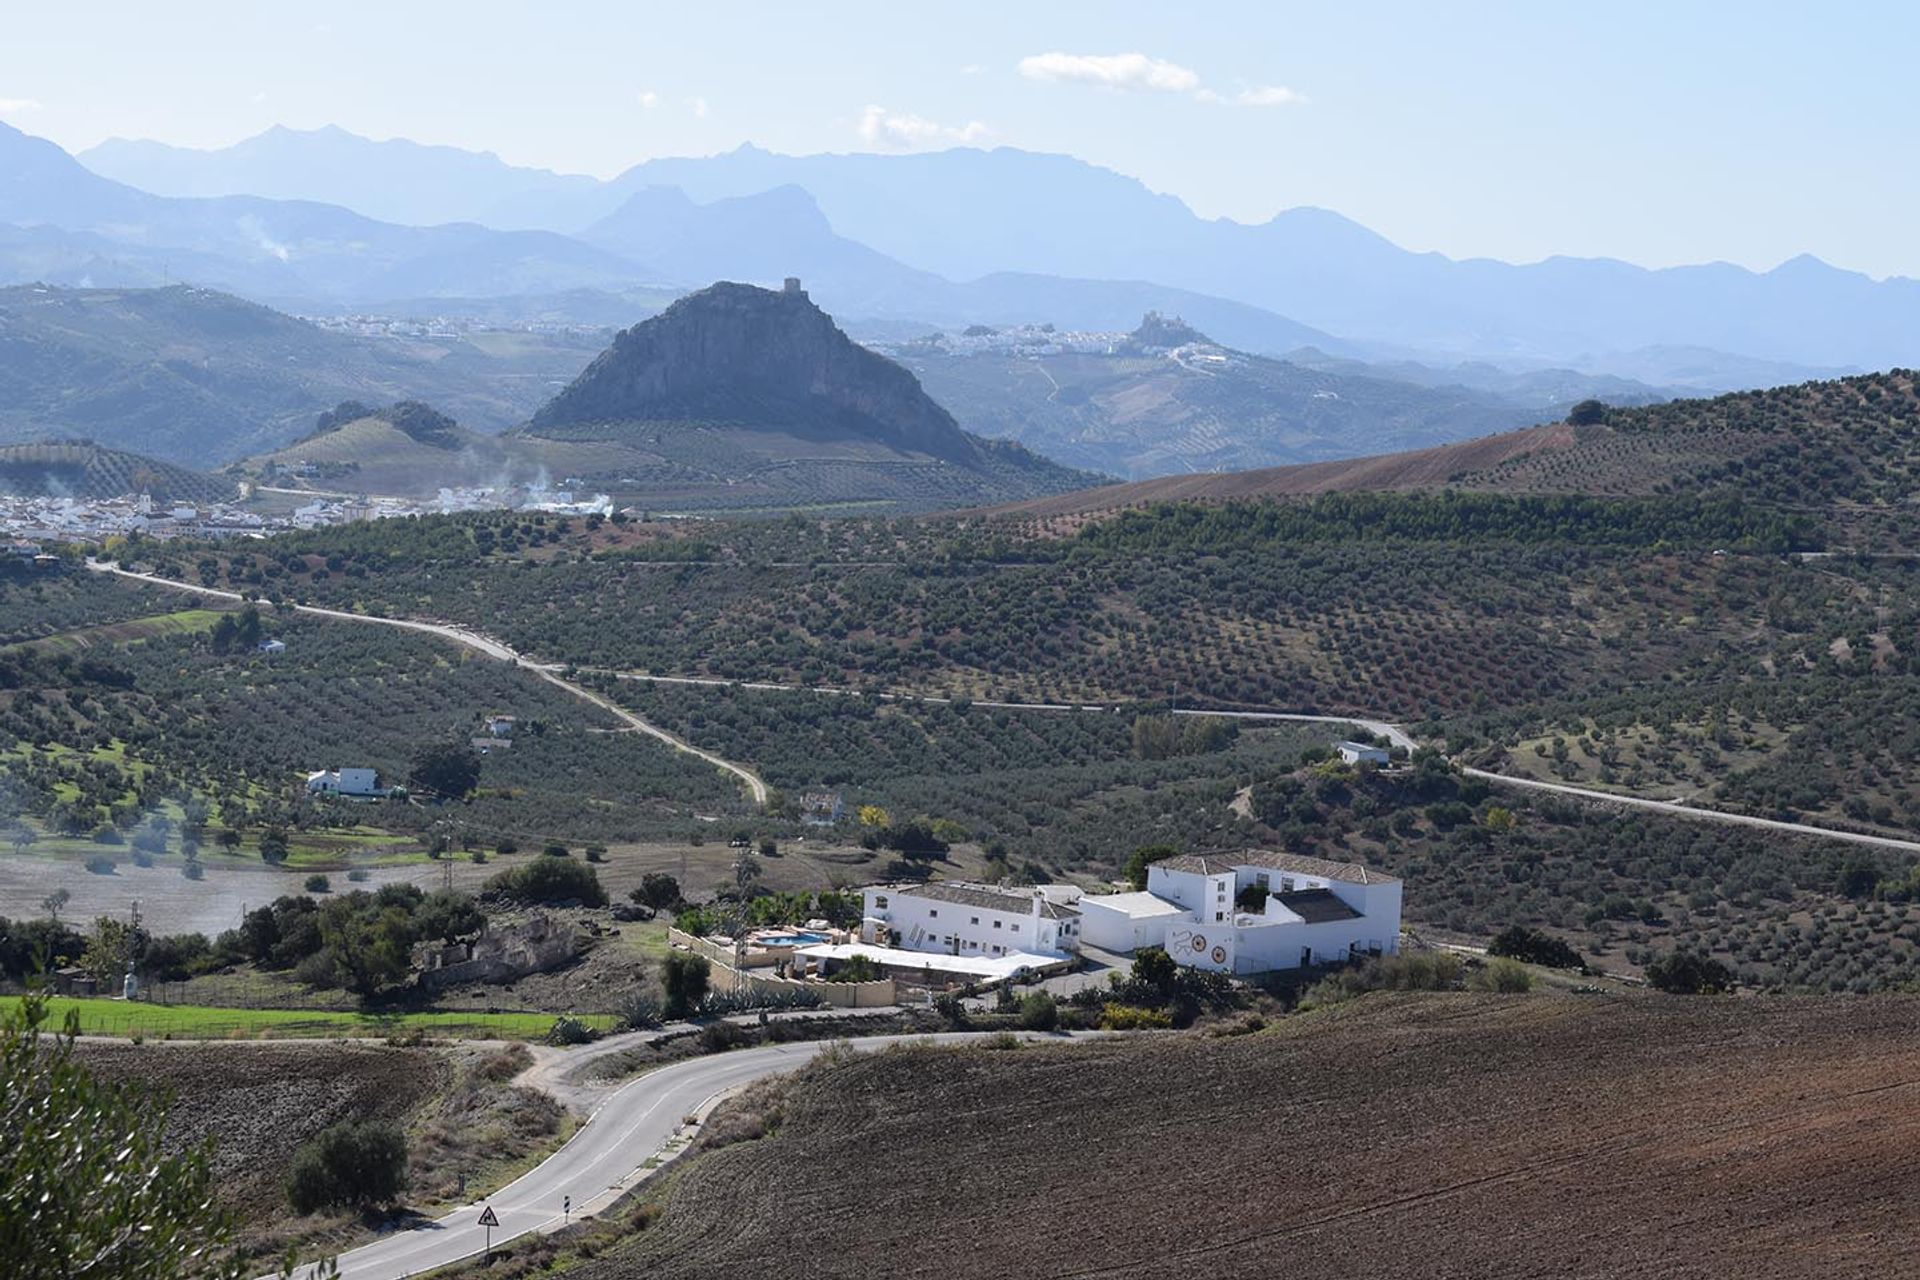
[76,1040,450,1229]
[984,421,1578,519]
[576,993,1920,1279]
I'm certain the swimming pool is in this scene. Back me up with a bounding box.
[752,930,831,948]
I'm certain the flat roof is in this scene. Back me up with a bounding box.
[1078,891,1192,920]
[798,942,1066,980]
[1154,849,1399,886]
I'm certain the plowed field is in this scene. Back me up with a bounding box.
[583,993,1920,1279]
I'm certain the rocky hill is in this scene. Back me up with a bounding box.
[522,281,1095,511]
[0,441,234,502]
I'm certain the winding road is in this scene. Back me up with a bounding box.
[84,562,768,805]
[298,1030,1082,1280]
[89,560,1920,855]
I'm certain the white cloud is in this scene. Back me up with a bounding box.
[638,90,659,109]
[857,104,990,149]
[1238,85,1307,107]
[959,63,985,76]
[686,95,709,118]
[1017,51,1200,94]
[1193,88,1226,106]
[0,97,43,114]
[250,91,267,104]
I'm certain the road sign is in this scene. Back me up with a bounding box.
[477,1206,500,1228]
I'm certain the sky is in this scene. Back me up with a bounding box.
[3,1,1917,278]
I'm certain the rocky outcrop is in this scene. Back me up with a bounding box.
[525,281,981,463]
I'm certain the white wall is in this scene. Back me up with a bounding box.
[862,887,1075,958]
[1076,899,1187,952]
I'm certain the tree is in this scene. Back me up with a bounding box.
[733,847,762,891]
[317,896,414,997]
[414,890,484,944]
[80,916,141,987]
[662,951,711,1018]
[1130,946,1177,994]
[258,827,290,866]
[1017,991,1059,1031]
[1567,398,1608,426]
[1645,949,1732,995]
[0,995,256,1279]
[8,824,34,856]
[1122,844,1178,891]
[407,742,483,800]
[483,857,607,907]
[857,804,890,828]
[286,1120,409,1214]
[40,888,69,925]
[1487,925,1584,970]
[632,873,683,910]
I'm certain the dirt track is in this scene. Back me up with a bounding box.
[581,993,1920,1279]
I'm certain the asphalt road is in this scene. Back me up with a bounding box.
[295,1030,1072,1280]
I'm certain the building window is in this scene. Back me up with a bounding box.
[1011,923,1020,932]
[970,916,980,925]
[993,920,1003,929]
[928,909,938,918]
[874,895,888,909]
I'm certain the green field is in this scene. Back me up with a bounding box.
[6,996,616,1041]
[0,608,227,655]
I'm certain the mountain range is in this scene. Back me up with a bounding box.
[74,124,1917,374]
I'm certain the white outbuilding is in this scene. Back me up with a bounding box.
[306,767,382,797]
[861,882,1082,959]
[1337,740,1391,766]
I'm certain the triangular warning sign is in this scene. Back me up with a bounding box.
[477,1205,500,1227]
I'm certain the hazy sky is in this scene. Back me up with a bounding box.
[4,2,1916,278]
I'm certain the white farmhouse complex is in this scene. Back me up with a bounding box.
[1078,850,1401,975]
[862,882,1081,959]
[305,767,383,797]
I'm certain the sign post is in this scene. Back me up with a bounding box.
[478,1203,500,1261]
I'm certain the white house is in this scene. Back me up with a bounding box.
[306,767,382,797]
[1077,850,1400,975]
[1337,740,1391,766]
[484,715,517,739]
[861,882,1081,959]
[255,638,286,655]
[799,791,845,826]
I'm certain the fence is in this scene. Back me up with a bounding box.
[667,928,896,1009]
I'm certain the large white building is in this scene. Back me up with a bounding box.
[306,767,382,797]
[1078,850,1401,975]
[862,882,1082,959]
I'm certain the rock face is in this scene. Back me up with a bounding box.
[527,280,980,463]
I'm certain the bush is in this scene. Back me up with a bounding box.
[84,856,114,875]
[662,951,712,1019]
[286,1120,409,1213]
[1467,957,1535,993]
[304,874,331,894]
[546,1016,598,1046]
[1645,949,1733,995]
[345,868,371,883]
[484,857,607,907]
[1017,992,1058,1032]
[1487,925,1584,970]
[932,992,969,1028]
[543,842,570,858]
[584,844,607,864]
[180,861,203,881]
[1302,952,1463,1008]
[1098,1003,1173,1030]
[619,995,665,1030]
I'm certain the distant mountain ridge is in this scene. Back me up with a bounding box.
[76,125,1917,373]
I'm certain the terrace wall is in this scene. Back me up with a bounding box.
[668,927,896,1008]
